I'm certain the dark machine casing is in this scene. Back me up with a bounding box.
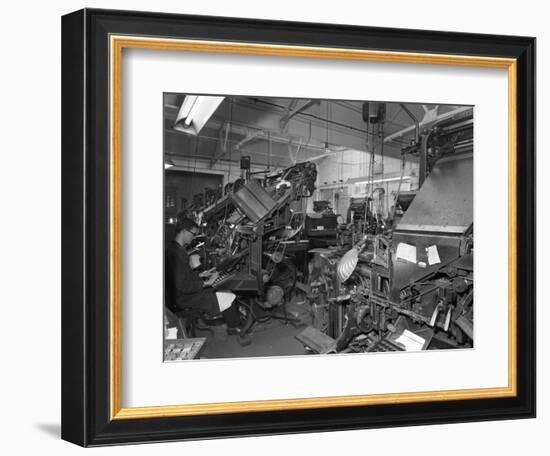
[391,153,473,302]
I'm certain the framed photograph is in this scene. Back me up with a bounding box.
[61,8,535,446]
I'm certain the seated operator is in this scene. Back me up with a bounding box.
[165,216,244,335]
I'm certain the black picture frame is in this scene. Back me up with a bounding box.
[61,8,536,447]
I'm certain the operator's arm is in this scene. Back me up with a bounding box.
[169,248,204,295]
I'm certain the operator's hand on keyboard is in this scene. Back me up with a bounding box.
[203,271,220,287]
[198,267,216,278]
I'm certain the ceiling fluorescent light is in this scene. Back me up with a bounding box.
[179,95,198,120]
[173,95,224,135]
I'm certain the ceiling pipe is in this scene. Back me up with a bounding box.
[223,122,230,152]
[384,106,472,144]
[211,122,230,166]
[166,102,391,149]
[169,118,332,154]
[215,122,228,155]
[279,99,319,130]
[279,99,298,130]
[234,130,265,150]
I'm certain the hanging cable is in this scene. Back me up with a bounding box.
[379,120,385,216]
[268,131,272,171]
[333,103,343,191]
[370,121,376,199]
[366,120,374,199]
[228,97,234,182]
[390,155,407,222]
[293,119,312,165]
[325,101,329,150]
[189,130,200,220]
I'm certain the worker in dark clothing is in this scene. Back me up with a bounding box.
[165,216,243,332]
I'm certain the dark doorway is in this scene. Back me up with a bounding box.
[165,170,223,240]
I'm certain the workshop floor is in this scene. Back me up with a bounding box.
[196,295,312,359]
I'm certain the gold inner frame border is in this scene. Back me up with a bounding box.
[109,35,517,420]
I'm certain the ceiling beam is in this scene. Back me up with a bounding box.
[384,106,472,143]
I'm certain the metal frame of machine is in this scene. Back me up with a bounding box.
[299,112,475,354]
[187,162,317,330]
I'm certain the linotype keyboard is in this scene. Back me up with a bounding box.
[212,271,259,292]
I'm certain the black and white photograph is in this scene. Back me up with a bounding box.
[0,0,543,452]
[163,94,474,360]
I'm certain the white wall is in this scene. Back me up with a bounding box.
[0,1,545,455]
[170,157,265,187]
[316,150,417,216]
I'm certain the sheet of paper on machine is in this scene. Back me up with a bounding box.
[396,242,417,263]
